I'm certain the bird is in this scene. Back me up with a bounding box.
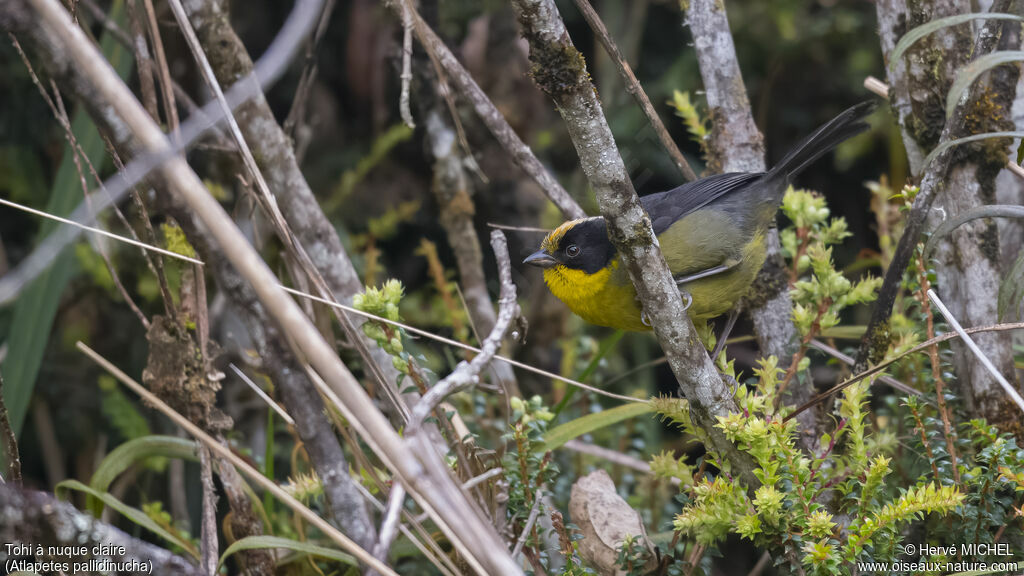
[523,101,875,334]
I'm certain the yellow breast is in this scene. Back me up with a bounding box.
[542,260,648,331]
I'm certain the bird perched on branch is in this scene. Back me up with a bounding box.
[524,101,875,332]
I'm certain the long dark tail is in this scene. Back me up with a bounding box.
[768,100,877,180]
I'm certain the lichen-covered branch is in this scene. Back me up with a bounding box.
[685,0,815,445]
[0,484,203,575]
[863,0,1022,431]
[509,0,758,486]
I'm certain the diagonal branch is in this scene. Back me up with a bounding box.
[407,231,519,433]
[571,0,698,182]
[509,0,758,487]
[387,1,586,220]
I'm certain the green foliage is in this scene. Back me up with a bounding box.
[503,396,557,567]
[98,374,150,441]
[667,90,709,155]
[354,279,411,374]
[219,536,356,570]
[56,480,199,559]
[541,401,654,452]
[654,360,966,574]
[160,222,197,259]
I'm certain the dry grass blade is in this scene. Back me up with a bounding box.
[75,342,399,576]
[228,364,296,426]
[787,321,1024,421]
[0,197,203,265]
[926,290,1024,415]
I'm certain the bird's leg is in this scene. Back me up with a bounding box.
[709,306,741,364]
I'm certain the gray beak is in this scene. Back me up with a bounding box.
[523,250,558,268]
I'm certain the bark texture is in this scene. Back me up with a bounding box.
[875,0,1022,431]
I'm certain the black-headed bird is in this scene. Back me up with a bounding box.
[524,101,875,332]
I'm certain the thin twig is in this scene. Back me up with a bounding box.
[198,447,219,576]
[564,439,682,486]
[351,482,462,576]
[392,1,586,220]
[461,468,503,491]
[787,322,1024,421]
[927,290,1024,415]
[76,341,399,576]
[373,484,406,561]
[0,367,22,485]
[571,0,697,181]
[407,231,519,433]
[0,197,203,265]
[808,339,923,399]
[511,488,544,560]
[229,364,296,426]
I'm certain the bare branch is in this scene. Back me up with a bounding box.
[407,231,519,433]
[198,447,218,576]
[373,485,406,562]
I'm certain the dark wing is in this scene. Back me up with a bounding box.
[641,172,763,235]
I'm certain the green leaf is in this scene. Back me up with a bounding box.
[552,330,625,417]
[56,479,199,559]
[946,51,1024,117]
[541,401,654,452]
[0,0,133,437]
[921,131,1024,172]
[218,536,356,569]
[88,435,198,516]
[924,205,1024,259]
[890,13,1024,69]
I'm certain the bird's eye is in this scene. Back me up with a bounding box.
[565,244,581,258]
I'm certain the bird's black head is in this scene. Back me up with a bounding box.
[523,217,616,274]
